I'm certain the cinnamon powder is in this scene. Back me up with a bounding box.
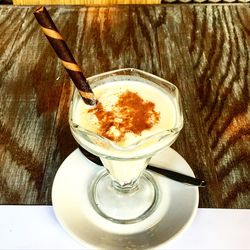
[88,91,160,142]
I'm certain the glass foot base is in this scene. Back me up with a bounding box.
[89,170,159,224]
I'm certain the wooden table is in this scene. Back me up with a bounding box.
[0,4,249,208]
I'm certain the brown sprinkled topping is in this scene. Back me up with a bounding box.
[88,91,160,142]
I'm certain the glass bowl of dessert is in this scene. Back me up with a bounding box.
[69,68,183,224]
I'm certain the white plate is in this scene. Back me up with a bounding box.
[52,147,199,249]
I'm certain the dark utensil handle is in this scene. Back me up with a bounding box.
[78,147,206,187]
[147,165,206,187]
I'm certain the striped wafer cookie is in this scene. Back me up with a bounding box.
[34,6,97,106]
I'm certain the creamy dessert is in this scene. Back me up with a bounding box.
[70,78,179,184]
[74,80,175,146]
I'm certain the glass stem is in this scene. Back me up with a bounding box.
[100,157,151,193]
[111,178,140,193]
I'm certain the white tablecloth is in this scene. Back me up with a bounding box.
[0,206,249,249]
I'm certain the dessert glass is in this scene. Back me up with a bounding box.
[69,68,183,224]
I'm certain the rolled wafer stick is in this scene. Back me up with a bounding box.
[34,6,97,106]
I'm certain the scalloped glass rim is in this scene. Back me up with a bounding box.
[69,68,183,154]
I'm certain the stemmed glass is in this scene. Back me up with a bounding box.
[69,68,183,224]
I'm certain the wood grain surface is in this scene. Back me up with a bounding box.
[13,0,160,5]
[0,5,249,208]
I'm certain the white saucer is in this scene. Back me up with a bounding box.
[52,148,199,249]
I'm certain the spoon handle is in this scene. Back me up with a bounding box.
[147,165,206,187]
[78,147,206,187]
